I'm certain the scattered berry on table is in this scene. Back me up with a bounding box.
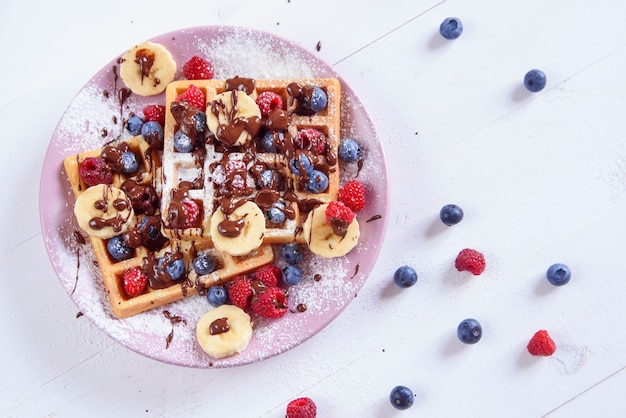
[389,385,415,410]
[524,69,547,92]
[338,180,366,212]
[256,91,283,118]
[325,201,355,227]
[440,204,464,225]
[106,235,133,261]
[120,151,138,174]
[286,397,317,418]
[142,104,166,126]
[295,128,326,155]
[141,121,164,149]
[307,87,328,113]
[206,285,227,307]
[192,252,216,275]
[338,138,361,162]
[289,152,314,175]
[122,267,148,297]
[182,55,214,80]
[176,84,206,112]
[281,243,304,265]
[126,115,144,135]
[254,264,282,287]
[393,265,418,288]
[250,286,288,318]
[79,157,113,186]
[440,17,463,40]
[181,198,200,228]
[158,256,185,281]
[527,330,556,356]
[283,265,303,286]
[174,130,194,153]
[546,263,571,286]
[228,275,253,310]
[455,248,486,275]
[457,318,482,344]
[307,169,329,193]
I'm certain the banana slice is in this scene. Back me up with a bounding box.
[303,202,360,258]
[209,201,266,256]
[74,184,135,239]
[196,304,253,359]
[206,91,262,147]
[119,41,176,96]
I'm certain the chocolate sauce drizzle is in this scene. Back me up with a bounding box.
[163,310,187,349]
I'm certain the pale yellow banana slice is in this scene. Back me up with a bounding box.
[119,41,176,96]
[74,184,135,239]
[206,91,262,146]
[196,304,253,359]
[209,201,266,256]
[303,202,360,258]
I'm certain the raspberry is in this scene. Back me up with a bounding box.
[454,248,486,275]
[181,198,200,228]
[338,180,366,212]
[286,397,317,418]
[250,286,288,318]
[182,56,214,80]
[527,330,557,356]
[142,104,166,126]
[256,91,283,118]
[122,267,148,297]
[227,276,253,310]
[294,128,326,155]
[254,264,282,287]
[79,157,112,186]
[176,84,206,112]
[325,201,355,226]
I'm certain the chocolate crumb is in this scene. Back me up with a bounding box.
[75,311,83,318]
[350,263,360,279]
[316,41,322,51]
[366,214,382,223]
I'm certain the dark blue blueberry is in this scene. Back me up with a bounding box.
[389,385,414,410]
[283,265,303,286]
[141,121,164,147]
[307,169,329,193]
[546,263,571,286]
[524,69,547,92]
[393,265,418,288]
[261,131,282,153]
[106,235,132,261]
[259,169,281,189]
[281,243,304,265]
[126,115,144,135]
[309,87,328,112]
[159,257,185,281]
[338,138,361,162]
[120,151,138,174]
[139,217,161,241]
[289,153,314,175]
[174,130,194,153]
[206,285,227,307]
[267,204,286,224]
[440,17,463,40]
[439,204,464,226]
[457,318,482,344]
[192,252,216,276]
[193,111,207,133]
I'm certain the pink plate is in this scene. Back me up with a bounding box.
[39,26,389,368]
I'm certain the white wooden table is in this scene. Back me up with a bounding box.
[3,0,626,416]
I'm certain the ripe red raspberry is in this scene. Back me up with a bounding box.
[181,198,200,228]
[286,397,317,418]
[79,157,113,186]
[142,104,166,126]
[250,286,288,318]
[254,264,282,287]
[182,56,214,80]
[227,276,253,310]
[338,180,366,212]
[454,248,486,275]
[325,201,355,226]
[295,128,326,155]
[122,267,148,297]
[527,330,557,356]
[176,84,206,112]
[256,91,283,118]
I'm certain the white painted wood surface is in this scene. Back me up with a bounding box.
[2,0,626,416]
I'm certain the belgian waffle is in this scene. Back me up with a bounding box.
[160,78,341,251]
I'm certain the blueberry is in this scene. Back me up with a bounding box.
[141,121,164,148]
[546,263,571,286]
[261,131,282,153]
[457,318,482,344]
[289,153,314,175]
[338,138,361,162]
[106,235,132,261]
[440,204,464,226]
[267,204,286,224]
[393,265,418,288]
[259,169,281,189]
[281,243,304,265]
[139,217,161,241]
[283,265,303,286]
[120,151,138,174]
[193,111,207,133]
[524,69,547,92]
[309,87,328,112]
[174,130,194,153]
[159,256,185,281]
[389,385,414,410]
[307,170,329,193]
[440,17,463,40]
[206,285,227,307]
[192,252,216,276]
[126,115,144,135]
